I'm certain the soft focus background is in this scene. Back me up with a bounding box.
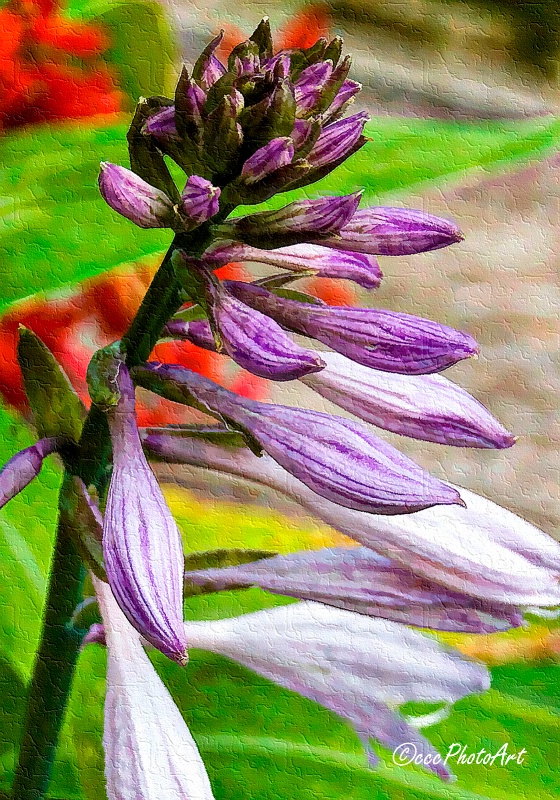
[1,1,560,798]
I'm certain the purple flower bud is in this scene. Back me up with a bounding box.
[183,602,490,781]
[185,546,523,634]
[94,576,215,800]
[135,363,463,515]
[205,240,382,289]
[98,163,176,229]
[323,207,464,256]
[209,283,326,380]
[201,54,227,88]
[241,137,295,184]
[225,281,479,374]
[323,79,361,122]
[306,112,368,168]
[143,105,179,143]
[164,318,217,351]
[302,352,516,448]
[218,192,362,247]
[104,363,188,664]
[148,439,560,606]
[294,60,333,114]
[0,437,61,509]
[179,175,221,226]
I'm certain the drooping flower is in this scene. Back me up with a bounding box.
[98,163,177,230]
[182,601,490,780]
[0,437,63,509]
[184,546,523,633]
[93,576,215,800]
[144,437,560,608]
[103,362,188,664]
[134,362,463,515]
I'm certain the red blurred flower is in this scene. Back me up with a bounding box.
[0,0,122,130]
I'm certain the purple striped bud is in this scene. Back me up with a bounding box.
[143,105,179,143]
[104,362,188,664]
[294,60,333,114]
[323,79,361,122]
[183,602,490,781]
[225,281,479,374]
[98,163,176,229]
[205,240,382,289]
[93,577,215,800]
[209,282,326,380]
[217,192,361,247]
[306,112,368,168]
[185,546,523,634]
[240,137,295,184]
[148,440,560,607]
[179,176,221,226]
[323,207,464,256]
[0,437,61,509]
[201,54,227,88]
[134,363,463,515]
[302,352,516,448]
[164,318,217,351]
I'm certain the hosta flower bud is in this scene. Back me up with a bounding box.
[179,176,220,226]
[294,60,333,114]
[98,163,176,229]
[103,362,188,664]
[323,206,464,256]
[205,240,382,288]
[94,576,215,800]
[134,363,463,515]
[217,192,362,248]
[301,352,516,448]
[184,546,523,633]
[306,112,368,168]
[225,280,478,374]
[143,105,179,143]
[240,137,295,184]
[0,437,62,509]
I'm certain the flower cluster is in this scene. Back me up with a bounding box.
[3,19,560,800]
[0,0,121,130]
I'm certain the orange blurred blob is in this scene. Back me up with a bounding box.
[0,0,121,130]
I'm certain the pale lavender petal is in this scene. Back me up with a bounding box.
[307,112,369,168]
[147,440,560,606]
[94,577,215,800]
[241,137,295,184]
[302,352,516,448]
[185,546,523,633]
[183,602,490,781]
[180,176,221,226]
[0,437,61,509]
[98,163,175,229]
[323,207,464,256]
[135,363,463,515]
[104,363,188,664]
[225,281,479,374]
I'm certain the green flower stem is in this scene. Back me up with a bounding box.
[12,219,221,799]
[11,516,85,800]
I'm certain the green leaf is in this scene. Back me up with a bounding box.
[2,116,560,315]
[18,328,86,443]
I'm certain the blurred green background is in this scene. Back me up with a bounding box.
[1,1,559,798]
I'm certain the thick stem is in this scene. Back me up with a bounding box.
[11,518,85,800]
[12,218,220,798]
